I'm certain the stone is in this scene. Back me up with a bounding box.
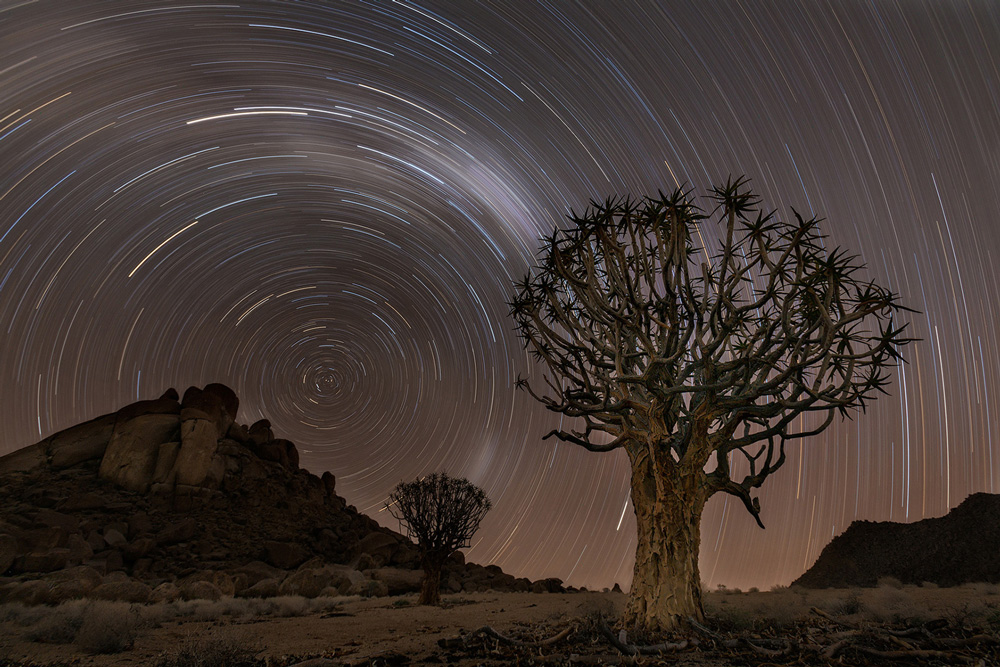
[366,567,423,595]
[180,580,223,601]
[279,568,335,598]
[98,413,181,493]
[160,387,179,401]
[237,577,280,598]
[127,512,153,538]
[45,565,103,591]
[321,472,336,496]
[264,541,309,569]
[347,579,388,597]
[181,385,236,437]
[0,443,47,474]
[115,396,181,422]
[103,528,127,547]
[150,441,180,487]
[67,534,94,561]
[232,560,283,586]
[0,534,19,574]
[171,417,220,487]
[91,580,152,603]
[58,492,108,511]
[156,517,196,545]
[2,579,52,605]
[124,537,155,560]
[16,549,70,573]
[248,419,273,446]
[149,581,181,603]
[226,422,250,444]
[351,532,399,568]
[46,413,116,468]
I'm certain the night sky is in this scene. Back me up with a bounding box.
[2,1,998,591]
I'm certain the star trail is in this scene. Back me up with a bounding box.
[1,1,999,591]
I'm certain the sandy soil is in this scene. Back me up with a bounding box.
[2,586,998,666]
[0,592,625,666]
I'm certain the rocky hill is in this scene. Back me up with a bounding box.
[794,492,1000,588]
[0,385,564,605]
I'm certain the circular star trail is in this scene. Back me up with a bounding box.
[2,1,999,591]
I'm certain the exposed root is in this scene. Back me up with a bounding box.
[595,615,688,655]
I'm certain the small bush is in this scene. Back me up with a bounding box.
[832,591,863,616]
[75,601,142,654]
[153,629,261,667]
[877,576,903,589]
[23,601,89,644]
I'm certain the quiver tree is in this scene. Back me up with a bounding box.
[509,178,913,631]
[386,473,492,605]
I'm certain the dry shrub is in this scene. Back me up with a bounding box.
[75,601,142,654]
[877,576,903,589]
[831,590,863,616]
[22,600,89,644]
[153,628,261,667]
[864,586,913,623]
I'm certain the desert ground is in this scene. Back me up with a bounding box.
[1,584,998,666]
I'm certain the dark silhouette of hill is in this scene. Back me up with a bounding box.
[0,385,565,605]
[794,493,1000,588]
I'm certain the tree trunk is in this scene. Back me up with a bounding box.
[418,553,445,605]
[624,450,708,632]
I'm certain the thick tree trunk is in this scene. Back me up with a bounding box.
[624,451,708,632]
[418,553,445,605]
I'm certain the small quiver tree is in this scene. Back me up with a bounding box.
[509,178,913,631]
[386,473,492,605]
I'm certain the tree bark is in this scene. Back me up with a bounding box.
[624,448,708,632]
[418,553,445,605]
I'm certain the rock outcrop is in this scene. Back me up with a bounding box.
[794,492,1000,588]
[0,385,562,605]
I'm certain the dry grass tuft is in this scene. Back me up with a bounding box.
[74,601,143,654]
[153,628,261,667]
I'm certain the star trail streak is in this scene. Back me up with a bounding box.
[1,1,999,591]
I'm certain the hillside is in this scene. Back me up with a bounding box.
[794,492,1000,588]
[0,385,563,605]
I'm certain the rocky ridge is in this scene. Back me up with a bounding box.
[793,492,1000,588]
[0,385,566,605]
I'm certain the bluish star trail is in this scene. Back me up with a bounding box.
[1,0,998,591]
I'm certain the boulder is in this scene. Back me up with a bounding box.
[0,533,19,574]
[98,413,181,493]
[149,581,181,603]
[321,471,336,496]
[171,417,220,487]
[156,517,197,545]
[351,532,400,568]
[16,549,70,573]
[33,509,78,531]
[264,541,310,569]
[180,579,223,601]
[237,577,280,598]
[115,396,181,422]
[2,579,52,605]
[67,534,94,561]
[248,419,273,446]
[180,384,236,437]
[279,568,335,598]
[90,579,152,603]
[45,565,103,591]
[150,441,180,487]
[232,560,284,586]
[0,442,47,474]
[46,413,116,468]
[366,567,423,595]
[103,528,127,548]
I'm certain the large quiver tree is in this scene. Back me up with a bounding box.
[509,178,913,631]
[386,473,491,605]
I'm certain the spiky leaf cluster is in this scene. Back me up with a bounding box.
[509,178,914,525]
[386,473,492,555]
